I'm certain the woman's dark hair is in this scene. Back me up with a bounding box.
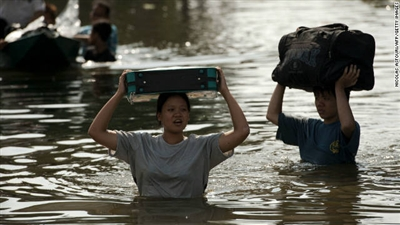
[156,93,190,123]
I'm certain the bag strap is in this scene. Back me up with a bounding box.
[318,23,348,31]
[296,23,348,35]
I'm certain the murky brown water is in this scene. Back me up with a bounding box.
[1,0,399,224]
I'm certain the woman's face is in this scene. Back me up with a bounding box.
[157,95,190,134]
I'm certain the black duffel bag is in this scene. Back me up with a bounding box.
[271,23,375,91]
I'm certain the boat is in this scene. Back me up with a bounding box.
[1,28,80,71]
[0,0,81,72]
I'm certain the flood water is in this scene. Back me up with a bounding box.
[1,0,399,224]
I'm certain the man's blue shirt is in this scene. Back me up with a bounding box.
[78,24,118,55]
[276,113,360,165]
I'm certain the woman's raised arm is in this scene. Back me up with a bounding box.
[216,67,250,153]
[88,70,130,150]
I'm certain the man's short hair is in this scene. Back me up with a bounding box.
[92,20,112,42]
[313,85,351,100]
[93,0,111,18]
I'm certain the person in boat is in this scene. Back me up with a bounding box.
[0,0,45,39]
[266,65,361,165]
[75,0,118,56]
[88,67,250,198]
[43,2,57,26]
[0,2,58,51]
[84,20,116,62]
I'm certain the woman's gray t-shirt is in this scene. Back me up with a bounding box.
[109,131,233,198]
